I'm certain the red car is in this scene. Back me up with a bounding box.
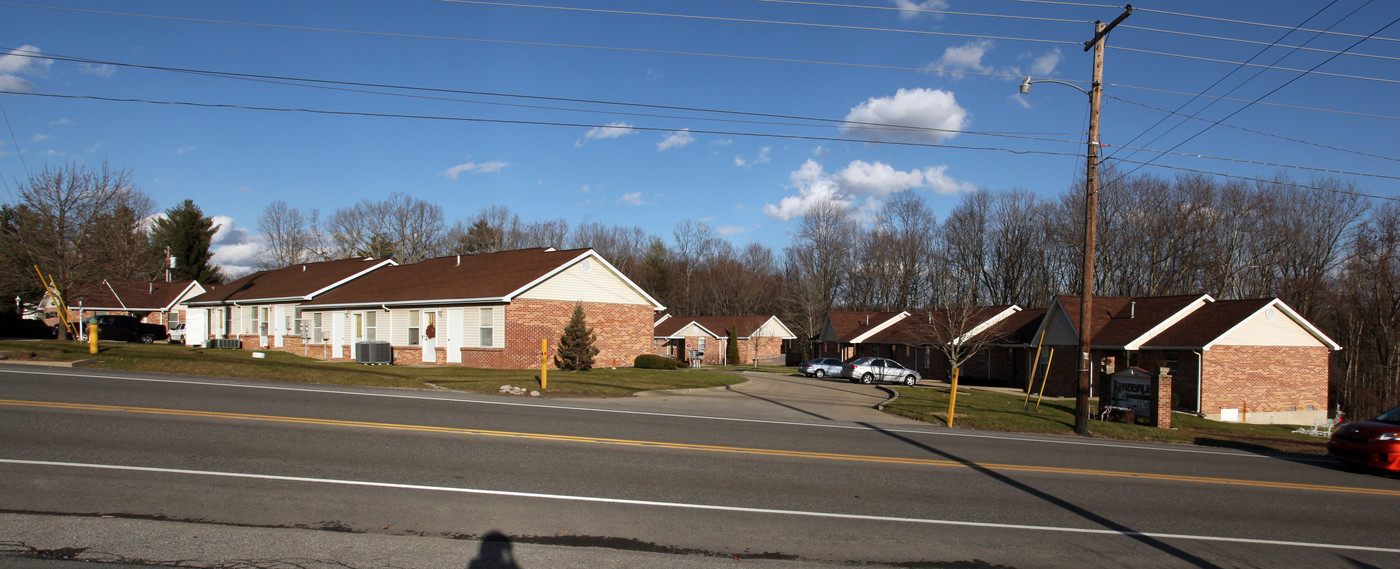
[1328,406,1400,472]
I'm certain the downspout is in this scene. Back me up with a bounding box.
[1194,350,1203,415]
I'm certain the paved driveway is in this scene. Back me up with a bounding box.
[580,370,927,427]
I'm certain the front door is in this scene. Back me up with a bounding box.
[421,311,437,363]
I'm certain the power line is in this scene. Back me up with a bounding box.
[1110,83,1400,122]
[1107,157,1398,202]
[1122,25,1400,63]
[1110,95,1400,164]
[0,48,1083,144]
[431,0,1081,46]
[1,3,1387,122]
[1114,45,1400,86]
[16,47,1396,182]
[7,86,1397,191]
[1106,13,1400,188]
[746,0,1089,24]
[1135,6,1400,44]
[1107,1,1342,166]
[0,89,1093,160]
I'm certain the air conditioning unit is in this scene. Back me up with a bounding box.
[206,339,242,349]
[355,341,393,365]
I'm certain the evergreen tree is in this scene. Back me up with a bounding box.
[556,302,599,371]
[150,199,223,284]
[726,323,740,364]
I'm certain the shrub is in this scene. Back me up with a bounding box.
[634,354,678,370]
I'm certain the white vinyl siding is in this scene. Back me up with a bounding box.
[1214,309,1326,347]
[516,257,654,305]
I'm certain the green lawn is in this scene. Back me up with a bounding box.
[0,339,1331,454]
[882,382,1329,455]
[0,339,743,396]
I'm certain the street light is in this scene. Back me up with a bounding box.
[1019,4,1132,436]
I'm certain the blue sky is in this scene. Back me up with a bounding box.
[1,0,1396,276]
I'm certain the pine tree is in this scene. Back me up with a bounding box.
[556,302,599,371]
[150,199,224,284]
[726,322,740,364]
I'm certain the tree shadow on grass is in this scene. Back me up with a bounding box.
[857,421,1223,569]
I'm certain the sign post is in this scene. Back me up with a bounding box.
[540,338,548,390]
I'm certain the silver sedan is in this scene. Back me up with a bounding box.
[840,357,921,386]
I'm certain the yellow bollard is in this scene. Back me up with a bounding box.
[540,338,548,390]
[88,323,99,354]
[947,367,961,428]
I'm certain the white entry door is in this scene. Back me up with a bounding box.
[331,312,346,359]
[421,311,438,363]
[446,308,463,363]
[186,309,207,347]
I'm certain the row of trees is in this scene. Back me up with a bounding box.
[0,163,223,322]
[3,161,1396,418]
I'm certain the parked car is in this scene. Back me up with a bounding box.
[840,357,921,386]
[82,315,169,344]
[1328,405,1400,472]
[798,357,844,378]
[167,322,186,344]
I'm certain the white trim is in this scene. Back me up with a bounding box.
[654,313,672,327]
[504,250,666,310]
[1201,298,1343,351]
[953,305,1023,346]
[850,311,911,344]
[1123,294,1215,351]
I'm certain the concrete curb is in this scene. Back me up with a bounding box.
[875,385,898,410]
[0,359,94,368]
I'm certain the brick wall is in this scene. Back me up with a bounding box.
[1201,345,1329,423]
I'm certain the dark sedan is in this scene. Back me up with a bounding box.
[1328,406,1400,472]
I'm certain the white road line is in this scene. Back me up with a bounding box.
[4,458,1394,555]
[0,367,1321,460]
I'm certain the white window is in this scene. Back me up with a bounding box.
[364,311,377,342]
[248,307,257,334]
[479,307,494,348]
[259,307,269,336]
[312,313,324,344]
[408,310,421,346]
[699,337,706,353]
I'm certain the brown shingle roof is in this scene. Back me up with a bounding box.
[655,315,784,338]
[826,311,905,342]
[1142,298,1274,348]
[65,280,200,311]
[302,248,609,307]
[1054,294,1207,347]
[868,306,1019,344]
[188,257,391,304]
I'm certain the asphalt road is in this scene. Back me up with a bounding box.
[1,364,1397,569]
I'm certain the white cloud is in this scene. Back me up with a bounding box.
[933,39,993,75]
[657,129,695,151]
[1030,48,1064,76]
[0,45,50,76]
[30,134,52,143]
[841,88,968,143]
[763,159,972,220]
[716,225,746,236]
[580,184,593,194]
[174,146,196,155]
[49,117,73,126]
[0,45,50,93]
[734,146,772,167]
[0,75,35,92]
[442,160,508,179]
[78,63,115,78]
[209,215,260,279]
[619,192,645,206]
[575,122,636,147]
[893,0,948,19]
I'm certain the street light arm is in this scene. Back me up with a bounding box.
[1019,77,1091,96]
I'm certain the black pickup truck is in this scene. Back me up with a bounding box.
[82,315,169,343]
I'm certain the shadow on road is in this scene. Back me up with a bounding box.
[467,531,520,569]
[726,383,834,420]
[857,422,1223,569]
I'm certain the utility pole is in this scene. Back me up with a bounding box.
[1076,5,1131,436]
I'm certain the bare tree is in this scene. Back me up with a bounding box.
[909,304,1016,427]
[781,199,857,360]
[326,193,445,263]
[256,200,320,269]
[5,161,156,328]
